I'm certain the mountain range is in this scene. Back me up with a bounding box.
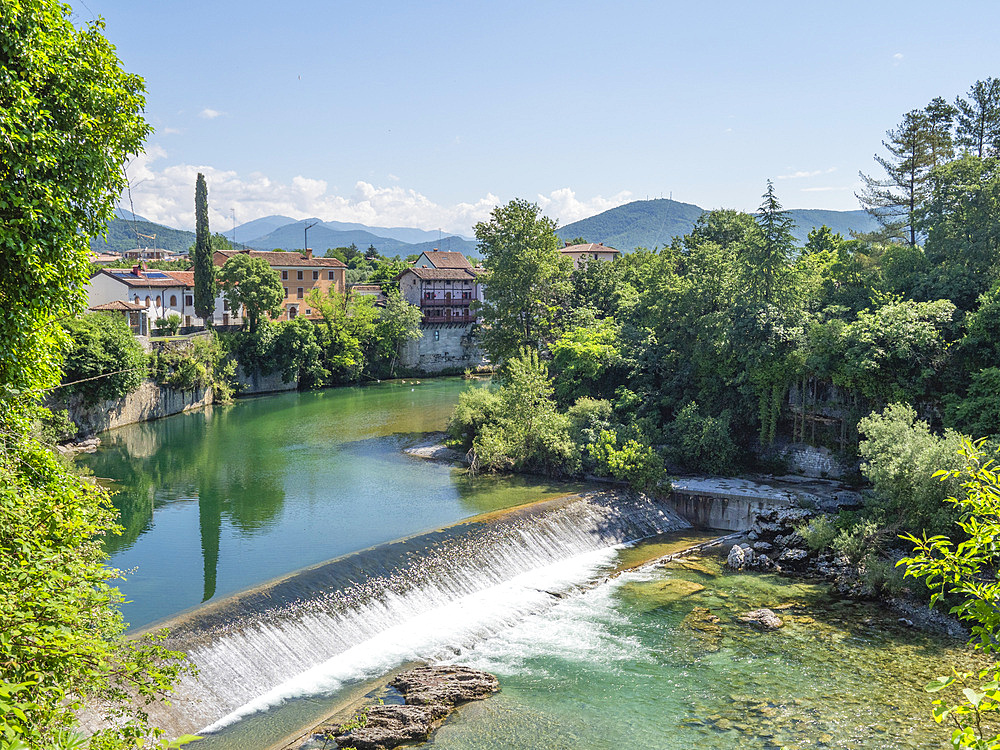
[557,199,880,249]
[92,199,880,258]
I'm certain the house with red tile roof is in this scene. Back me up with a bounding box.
[213,249,346,321]
[87,266,238,331]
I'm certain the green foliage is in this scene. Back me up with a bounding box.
[271,317,326,387]
[148,335,234,401]
[858,404,966,537]
[193,174,217,323]
[61,314,146,405]
[899,440,1000,748]
[30,407,78,446]
[835,298,956,405]
[474,199,573,365]
[550,319,621,404]
[0,0,150,396]
[0,417,188,748]
[153,314,181,336]
[666,402,738,475]
[370,290,422,378]
[797,515,838,552]
[587,429,666,492]
[946,368,1000,439]
[218,254,283,335]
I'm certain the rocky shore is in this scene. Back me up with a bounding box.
[724,505,967,639]
[303,666,499,750]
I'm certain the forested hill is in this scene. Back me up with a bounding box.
[90,213,195,254]
[558,199,880,250]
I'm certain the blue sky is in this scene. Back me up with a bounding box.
[71,0,1000,235]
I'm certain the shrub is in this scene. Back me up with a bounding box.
[798,515,837,552]
[667,401,738,475]
[588,429,666,492]
[61,313,146,405]
[858,403,966,538]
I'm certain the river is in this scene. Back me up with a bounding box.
[81,379,972,749]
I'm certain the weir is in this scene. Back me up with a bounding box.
[102,491,690,738]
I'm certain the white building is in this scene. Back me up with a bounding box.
[87,266,238,331]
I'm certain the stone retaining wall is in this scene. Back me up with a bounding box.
[52,380,214,437]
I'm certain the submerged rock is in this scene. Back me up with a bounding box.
[738,608,784,630]
[330,666,499,750]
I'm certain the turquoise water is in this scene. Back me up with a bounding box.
[82,379,583,629]
[436,550,979,750]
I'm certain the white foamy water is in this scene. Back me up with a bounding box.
[201,546,619,732]
[113,494,689,737]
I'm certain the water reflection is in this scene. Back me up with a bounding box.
[80,380,584,628]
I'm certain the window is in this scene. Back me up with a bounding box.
[297,287,304,299]
[312,270,318,280]
[297,270,303,280]
[185,316,191,327]
[170,295,177,306]
[284,287,288,298]
[328,271,335,280]
[425,291,433,299]
[155,295,161,306]
[145,296,151,307]
[305,309,312,315]
[282,270,288,280]
[223,299,229,311]
[185,295,193,306]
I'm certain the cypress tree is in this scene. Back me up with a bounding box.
[193,172,217,324]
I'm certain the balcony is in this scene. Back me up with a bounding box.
[422,311,477,325]
[420,296,473,307]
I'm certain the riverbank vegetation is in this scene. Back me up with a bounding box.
[1,2,187,746]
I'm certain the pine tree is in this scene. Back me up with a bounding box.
[924,96,957,167]
[749,180,796,307]
[193,173,217,324]
[857,109,933,247]
[955,77,1000,158]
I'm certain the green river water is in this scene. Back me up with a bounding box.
[82,380,983,749]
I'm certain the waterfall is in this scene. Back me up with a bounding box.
[116,491,690,737]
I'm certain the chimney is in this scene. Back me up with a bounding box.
[598,242,603,246]
[565,241,571,247]
[303,248,313,258]
[432,248,439,252]
[132,265,142,277]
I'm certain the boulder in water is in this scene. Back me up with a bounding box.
[738,608,784,630]
[329,666,499,750]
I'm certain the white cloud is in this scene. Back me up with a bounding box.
[199,108,223,120]
[536,187,633,227]
[893,52,904,66]
[777,167,837,180]
[118,150,635,236]
[160,127,182,135]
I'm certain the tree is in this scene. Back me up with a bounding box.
[474,199,573,364]
[857,109,934,247]
[748,180,796,307]
[924,96,957,167]
[193,173,217,324]
[919,154,1000,310]
[1,1,150,396]
[217,254,283,335]
[955,77,1000,158]
[372,290,422,378]
[0,2,186,746]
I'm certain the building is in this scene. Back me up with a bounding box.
[87,266,237,331]
[88,299,149,335]
[559,242,620,269]
[213,249,346,321]
[350,284,388,306]
[396,249,486,372]
[123,247,171,261]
